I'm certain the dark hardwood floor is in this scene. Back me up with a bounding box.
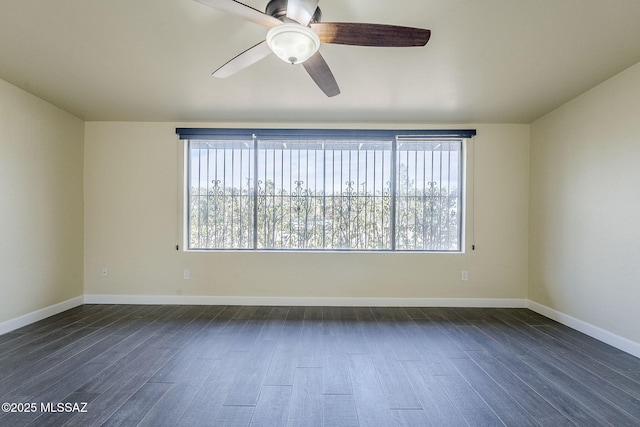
[1,305,639,426]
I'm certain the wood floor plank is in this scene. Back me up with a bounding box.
[336,307,370,354]
[148,307,229,384]
[426,317,486,352]
[176,353,247,427]
[0,356,71,399]
[391,409,433,426]
[255,307,288,341]
[11,334,126,398]
[450,356,540,426]
[435,373,505,426]
[213,405,255,427]
[263,343,298,386]
[402,307,428,320]
[42,307,150,361]
[224,340,277,406]
[322,352,352,395]
[26,361,111,423]
[139,357,219,427]
[322,307,351,355]
[348,353,397,426]
[370,307,422,361]
[369,342,422,410]
[498,310,640,376]
[535,324,640,374]
[465,351,571,426]
[57,349,176,427]
[317,310,341,346]
[400,360,468,427]
[287,368,323,427]
[514,332,640,422]
[0,332,25,347]
[14,305,111,335]
[138,359,220,427]
[522,355,640,426]
[470,321,611,426]
[0,307,163,397]
[0,326,101,371]
[487,317,640,402]
[232,305,260,320]
[228,306,273,352]
[100,382,172,427]
[250,385,292,427]
[188,306,246,360]
[296,307,324,368]
[0,306,638,427]
[413,319,466,353]
[287,367,323,427]
[281,306,305,340]
[77,332,187,393]
[497,307,557,326]
[323,394,359,427]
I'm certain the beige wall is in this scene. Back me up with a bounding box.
[0,80,84,323]
[84,122,529,300]
[530,61,640,343]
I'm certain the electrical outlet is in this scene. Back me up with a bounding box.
[183,269,190,280]
[461,271,469,281]
[101,268,108,278]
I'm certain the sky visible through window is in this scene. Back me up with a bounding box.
[189,140,459,195]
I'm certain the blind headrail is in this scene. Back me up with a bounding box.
[176,128,476,141]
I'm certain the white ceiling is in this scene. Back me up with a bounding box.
[1,0,639,123]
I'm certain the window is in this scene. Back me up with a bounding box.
[178,128,475,252]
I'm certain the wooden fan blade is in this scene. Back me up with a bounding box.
[311,22,431,47]
[194,0,282,28]
[286,0,320,26]
[213,41,273,78]
[302,52,340,97]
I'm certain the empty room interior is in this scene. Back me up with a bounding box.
[1,0,640,426]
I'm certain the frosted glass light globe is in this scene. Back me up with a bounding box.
[266,23,320,65]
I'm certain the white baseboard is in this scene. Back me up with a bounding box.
[84,294,528,308]
[0,296,84,336]
[4,296,637,359]
[527,300,640,359]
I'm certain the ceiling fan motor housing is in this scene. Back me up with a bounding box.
[265,0,322,23]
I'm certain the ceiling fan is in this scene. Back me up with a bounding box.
[195,0,431,97]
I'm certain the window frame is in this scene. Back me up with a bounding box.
[178,128,475,253]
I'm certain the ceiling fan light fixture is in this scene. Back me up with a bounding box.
[266,23,320,65]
